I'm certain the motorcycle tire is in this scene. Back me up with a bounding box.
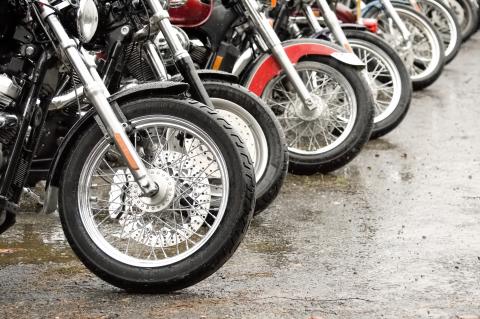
[416,0,462,63]
[449,0,479,40]
[343,29,413,139]
[202,81,288,215]
[58,97,255,292]
[364,4,445,90]
[261,56,374,175]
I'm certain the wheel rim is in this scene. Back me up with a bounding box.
[78,115,229,268]
[377,8,442,81]
[211,97,268,183]
[349,39,402,123]
[263,61,357,156]
[417,0,459,57]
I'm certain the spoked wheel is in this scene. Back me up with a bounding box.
[366,4,445,90]
[344,30,412,139]
[202,82,288,215]
[59,97,255,292]
[262,56,373,175]
[416,0,462,63]
[448,0,479,41]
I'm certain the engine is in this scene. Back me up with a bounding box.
[0,1,31,164]
[0,75,21,145]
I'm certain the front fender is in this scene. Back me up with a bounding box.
[42,81,188,213]
[197,69,239,83]
[242,39,363,96]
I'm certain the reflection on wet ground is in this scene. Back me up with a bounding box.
[0,214,74,265]
[2,35,480,319]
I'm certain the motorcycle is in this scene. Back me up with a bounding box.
[271,0,412,138]
[0,0,256,292]
[337,0,446,90]
[31,0,288,214]
[172,0,375,175]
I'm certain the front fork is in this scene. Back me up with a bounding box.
[39,1,160,197]
[303,1,371,85]
[242,0,318,111]
[380,0,412,43]
[305,0,354,52]
[144,0,214,108]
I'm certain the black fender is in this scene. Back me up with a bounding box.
[310,23,368,40]
[196,69,239,83]
[45,81,188,191]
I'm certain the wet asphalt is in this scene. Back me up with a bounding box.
[1,34,480,319]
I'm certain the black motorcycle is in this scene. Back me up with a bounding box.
[0,0,256,292]
[35,0,288,214]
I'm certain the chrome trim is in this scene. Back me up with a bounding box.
[380,0,412,41]
[39,0,161,196]
[242,0,317,110]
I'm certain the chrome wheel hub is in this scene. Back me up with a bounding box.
[293,94,325,121]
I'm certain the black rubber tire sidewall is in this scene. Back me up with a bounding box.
[59,97,255,292]
[202,81,288,214]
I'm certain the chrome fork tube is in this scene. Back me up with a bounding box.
[39,1,159,196]
[242,0,317,111]
[313,0,354,52]
[303,3,323,33]
[380,0,411,41]
[145,0,213,107]
[144,40,169,81]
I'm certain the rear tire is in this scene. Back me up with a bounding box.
[59,97,255,292]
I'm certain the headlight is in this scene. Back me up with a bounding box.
[76,0,98,43]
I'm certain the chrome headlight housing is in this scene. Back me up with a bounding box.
[76,0,98,43]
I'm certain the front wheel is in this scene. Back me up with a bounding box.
[59,97,255,292]
[261,56,374,175]
[365,4,445,90]
[449,0,479,41]
[416,0,462,63]
[344,30,412,139]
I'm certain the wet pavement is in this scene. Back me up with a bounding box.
[2,35,480,319]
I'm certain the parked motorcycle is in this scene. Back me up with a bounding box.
[32,0,288,214]
[337,0,446,90]
[272,0,412,138]
[0,0,256,292]
[171,0,375,175]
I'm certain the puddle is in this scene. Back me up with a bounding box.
[244,218,295,268]
[365,139,398,151]
[0,213,75,265]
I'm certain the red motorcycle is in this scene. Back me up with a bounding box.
[168,0,374,175]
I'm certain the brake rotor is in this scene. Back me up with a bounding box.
[107,149,212,248]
